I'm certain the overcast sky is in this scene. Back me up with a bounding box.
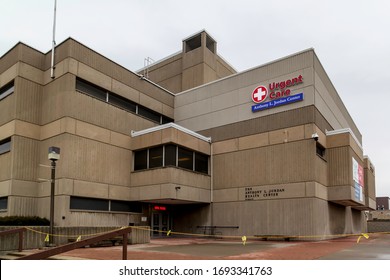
[1,0,389,197]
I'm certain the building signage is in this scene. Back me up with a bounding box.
[240,183,306,201]
[245,187,285,200]
[252,93,303,112]
[352,157,364,202]
[251,75,304,112]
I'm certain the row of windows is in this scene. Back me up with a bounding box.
[0,138,11,155]
[76,78,173,124]
[70,196,143,213]
[0,81,14,101]
[134,144,209,174]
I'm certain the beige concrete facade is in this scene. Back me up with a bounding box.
[0,31,375,239]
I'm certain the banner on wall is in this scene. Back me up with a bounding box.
[352,158,364,202]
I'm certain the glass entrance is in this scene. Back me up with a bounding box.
[152,211,170,237]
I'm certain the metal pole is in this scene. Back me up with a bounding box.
[50,0,57,79]
[49,159,56,245]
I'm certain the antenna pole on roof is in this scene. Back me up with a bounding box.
[50,0,57,79]
[143,57,154,79]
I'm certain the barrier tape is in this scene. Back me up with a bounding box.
[22,226,390,245]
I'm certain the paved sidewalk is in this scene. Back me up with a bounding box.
[52,233,390,260]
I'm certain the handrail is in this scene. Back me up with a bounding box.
[0,227,26,252]
[17,227,132,260]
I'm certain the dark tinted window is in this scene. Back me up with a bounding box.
[109,93,137,113]
[0,197,8,210]
[0,81,14,101]
[164,145,176,166]
[76,78,107,101]
[162,116,174,124]
[316,143,326,158]
[70,197,109,211]
[0,138,11,155]
[149,146,163,168]
[195,153,208,174]
[178,147,193,170]
[111,201,142,213]
[134,149,148,171]
[138,106,161,123]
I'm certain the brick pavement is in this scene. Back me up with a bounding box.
[54,234,384,260]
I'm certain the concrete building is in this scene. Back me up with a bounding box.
[376,197,390,210]
[0,30,376,239]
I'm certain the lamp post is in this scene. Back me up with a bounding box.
[48,146,60,246]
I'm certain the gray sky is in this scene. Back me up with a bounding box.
[1,0,389,197]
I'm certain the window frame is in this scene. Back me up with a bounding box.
[133,144,209,175]
[0,81,14,101]
[0,197,8,211]
[0,138,11,155]
[75,77,173,125]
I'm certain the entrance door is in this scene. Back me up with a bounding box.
[152,211,170,237]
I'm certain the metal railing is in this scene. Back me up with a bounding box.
[0,227,26,252]
[17,227,132,260]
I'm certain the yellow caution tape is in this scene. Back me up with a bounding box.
[23,226,389,244]
[357,233,369,243]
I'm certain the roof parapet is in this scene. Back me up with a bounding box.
[131,122,212,143]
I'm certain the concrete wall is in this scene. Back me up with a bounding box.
[368,220,390,233]
[143,31,236,93]
[0,226,150,251]
[171,199,366,239]
[0,39,175,227]
[175,50,314,132]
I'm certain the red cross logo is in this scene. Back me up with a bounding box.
[252,86,268,103]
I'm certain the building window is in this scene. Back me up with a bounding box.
[75,77,173,124]
[134,144,209,174]
[70,197,143,213]
[0,81,14,101]
[76,78,107,101]
[70,196,109,211]
[162,116,173,124]
[178,147,193,171]
[164,144,177,167]
[0,138,11,155]
[111,200,142,213]
[134,149,148,171]
[149,146,163,168]
[138,106,161,123]
[0,197,8,210]
[195,152,209,174]
[108,92,137,113]
[316,143,326,158]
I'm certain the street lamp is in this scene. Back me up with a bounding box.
[48,146,60,246]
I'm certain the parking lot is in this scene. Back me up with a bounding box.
[51,232,390,260]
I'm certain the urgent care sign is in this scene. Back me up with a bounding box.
[251,75,304,112]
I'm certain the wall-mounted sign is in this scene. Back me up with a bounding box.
[352,157,364,202]
[251,75,304,112]
[154,205,167,211]
[239,183,306,201]
[245,187,286,200]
